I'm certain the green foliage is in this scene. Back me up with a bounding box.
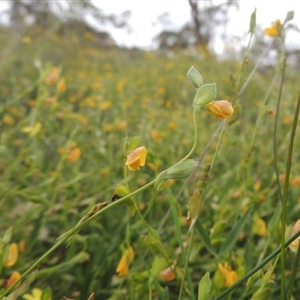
[0,11,300,300]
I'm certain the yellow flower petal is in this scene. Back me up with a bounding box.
[125,146,147,171]
[205,100,234,119]
[4,243,18,267]
[6,271,21,288]
[116,255,128,276]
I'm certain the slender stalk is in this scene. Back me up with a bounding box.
[280,92,300,299]
[213,230,300,300]
[273,42,286,204]
[286,242,300,300]
[179,228,195,300]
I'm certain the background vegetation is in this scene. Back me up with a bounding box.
[0,2,300,299]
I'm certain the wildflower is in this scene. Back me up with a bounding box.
[159,267,175,281]
[58,143,81,163]
[6,271,21,288]
[151,130,163,142]
[56,79,66,92]
[45,67,59,85]
[125,146,147,171]
[18,240,26,252]
[291,176,300,187]
[204,100,234,119]
[116,247,134,276]
[252,217,267,237]
[23,288,51,300]
[4,243,18,267]
[264,19,281,37]
[218,263,238,287]
[67,147,81,163]
[22,122,42,137]
[288,220,300,253]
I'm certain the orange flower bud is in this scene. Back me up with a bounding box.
[205,100,234,119]
[159,267,175,281]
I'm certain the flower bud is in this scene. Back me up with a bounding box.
[205,100,234,119]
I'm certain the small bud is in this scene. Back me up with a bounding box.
[187,66,203,88]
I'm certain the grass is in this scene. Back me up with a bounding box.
[1,11,300,300]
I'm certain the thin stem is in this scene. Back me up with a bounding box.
[213,230,300,300]
[179,228,195,300]
[287,242,300,300]
[280,91,300,299]
[177,109,198,164]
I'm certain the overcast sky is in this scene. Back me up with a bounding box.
[95,0,299,50]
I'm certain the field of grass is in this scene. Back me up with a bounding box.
[1,11,300,300]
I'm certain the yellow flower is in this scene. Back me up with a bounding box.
[23,288,51,300]
[22,122,42,137]
[205,100,234,119]
[218,263,238,287]
[56,79,66,92]
[45,67,59,85]
[159,267,175,281]
[125,146,147,171]
[4,243,19,267]
[253,217,267,237]
[67,147,81,163]
[289,220,300,253]
[6,271,21,288]
[116,247,134,277]
[264,19,281,37]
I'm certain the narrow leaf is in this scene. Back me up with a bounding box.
[218,207,253,256]
[195,220,217,256]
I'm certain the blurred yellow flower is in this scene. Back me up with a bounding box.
[22,122,42,137]
[151,129,163,142]
[56,79,66,92]
[4,243,18,267]
[45,67,59,85]
[23,288,51,300]
[67,147,81,163]
[289,220,300,253]
[100,100,112,111]
[18,240,26,252]
[205,100,234,119]
[125,146,147,171]
[116,246,134,277]
[2,114,15,125]
[6,271,21,288]
[253,217,267,237]
[218,263,237,287]
[264,19,281,37]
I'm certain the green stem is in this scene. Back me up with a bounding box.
[177,109,198,164]
[280,91,300,299]
[213,230,300,300]
[287,242,300,300]
[179,228,195,300]
[273,42,286,204]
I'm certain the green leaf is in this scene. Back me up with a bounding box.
[155,159,198,190]
[150,256,168,278]
[195,220,217,256]
[193,83,216,107]
[114,184,136,216]
[218,207,253,257]
[249,8,256,33]
[284,10,294,24]
[198,272,211,300]
[2,227,13,244]
[187,66,203,88]
[41,287,52,300]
